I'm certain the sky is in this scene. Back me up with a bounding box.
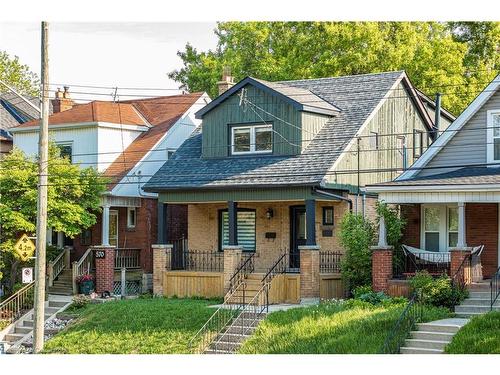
[0,22,218,100]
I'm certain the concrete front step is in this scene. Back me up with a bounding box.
[455,305,500,314]
[404,339,449,351]
[417,323,461,334]
[49,300,68,308]
[14,326,32,335]
[205,349,232,354]
[460,298,496,307]
[4,333,25,343]
[410,331,455,342]
[214,333,247,344]
[469,291,491,298]
[400,347,443,354]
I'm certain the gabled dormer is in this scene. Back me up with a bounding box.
[195,77,340,158]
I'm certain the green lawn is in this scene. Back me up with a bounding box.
[445,312,500,354]
[239,300,451,354]
[43,297,220,354]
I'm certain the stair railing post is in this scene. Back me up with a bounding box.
[72,261,78,294]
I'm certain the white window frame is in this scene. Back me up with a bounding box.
[56,141,73,163]
[127,207,137,228]
[487,110,500,165]
[231,124,273,155]
[413,129,424,158]
[420,204,458,252]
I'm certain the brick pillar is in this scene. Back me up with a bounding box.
[223,246,242,292]
[94,246,115,294]
[299,245,320,301]
[450,247,472,283]
[152,244,171,296]
[371,246,393,293]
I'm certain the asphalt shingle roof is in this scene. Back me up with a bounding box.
[145,71,406,191]
[373,166,500,187]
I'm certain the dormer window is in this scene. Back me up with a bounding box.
[231,124,272,155]
[487,110,500,164]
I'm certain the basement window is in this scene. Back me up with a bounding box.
[231,124,272,155]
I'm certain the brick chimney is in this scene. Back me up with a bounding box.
[217,67,235,95]
[52,86,75,113]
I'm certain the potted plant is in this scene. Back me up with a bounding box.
[76,274,94,295]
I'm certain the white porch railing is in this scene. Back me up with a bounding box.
[72,248,94,294]
[47,247,71,287]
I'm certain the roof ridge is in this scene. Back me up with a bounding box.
[278,70,405,84]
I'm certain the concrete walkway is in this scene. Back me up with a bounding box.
[401,318,469,354]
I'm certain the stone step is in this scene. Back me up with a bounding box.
[48,289,73,296]
[225,323,260,334]
[48,300,67,308]
[404,339,448,351]
[460,298,497,307]
[469,291,491,299]
[455,305,500,314]
[210,340,241,352]
[455,312,487,318]
[214,333,248,344]
[400,347,443,354]
[468,283,491,291]
[416,323,461,334]
[14,326,32,335]
[4,333,25,343]
[22,320,34,327]
[204,349,232,354]
[410,331,454,342]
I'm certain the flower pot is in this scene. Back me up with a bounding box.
[79,280,94,295]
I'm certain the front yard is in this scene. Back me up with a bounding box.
[445,312,500,354]
[239,300,451,354]
[43,297,220,354]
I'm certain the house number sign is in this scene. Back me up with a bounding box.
[94,250,106,259]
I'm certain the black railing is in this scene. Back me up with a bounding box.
[393,247,450,279]
[491,267,500,311]
[319,251,343,273]
[228,253,255,292]
[262,253,288,285]
[171,250,224,272]
[381,291,423,353]
[288,252,300,272]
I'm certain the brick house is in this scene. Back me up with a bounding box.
[10,88,210,293]
[145,70,450,303]
[367,74,500,293]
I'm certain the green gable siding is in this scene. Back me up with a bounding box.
[201,85,332,158]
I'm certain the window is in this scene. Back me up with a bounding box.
[487,110,500,163]
[56,142,72,162]
[167,150,175,159]
[414,130,424,158]
[421,205,459,252]
[127,207,136,228]
[81,229,92,246]
[109,210,118,247]
[231,124,272,155]
[219,209,256,252]
[322,206,334,226]
[369,131,379,150]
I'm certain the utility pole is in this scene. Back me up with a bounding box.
[33,21,49,354]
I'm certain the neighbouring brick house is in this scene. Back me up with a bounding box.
[10,88,210,293]
[145,70,451,303]
[367,74,500,294]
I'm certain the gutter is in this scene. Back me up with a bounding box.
[313,187,353,212]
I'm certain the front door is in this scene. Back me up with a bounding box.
[290,206,306,268]
[109,210,118,247]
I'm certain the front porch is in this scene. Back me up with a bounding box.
[152,190,353,303]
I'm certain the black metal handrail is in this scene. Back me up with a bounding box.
[381,291,423,353]
[262,252,288,285]
[491,267,500,311]
[319,251,343,273]
[228,253,255,292]
[393,247,451,279]
[171,250,224,272]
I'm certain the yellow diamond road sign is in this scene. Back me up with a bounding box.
[14,234,35,262]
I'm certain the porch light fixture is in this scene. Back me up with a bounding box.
[266,208,274,219]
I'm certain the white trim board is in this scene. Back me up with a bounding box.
[397,74,500,181]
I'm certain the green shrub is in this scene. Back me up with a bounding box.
[71,294,91,309]
[351,285,406,306]
[409,271,467,308]
[339,213,375,292]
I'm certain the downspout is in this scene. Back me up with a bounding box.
[136,171,157,198]
[313,187,353,212]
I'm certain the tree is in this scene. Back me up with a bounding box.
[0,51,39,96]
[169,22,499,115]
[0,143,106,292]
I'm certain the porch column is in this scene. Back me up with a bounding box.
[457,202,466,248]
[157,202,169,245]
[305,199,316,246]
[371,214,393,293]
[101,204,110,247]
[228,201,238,246]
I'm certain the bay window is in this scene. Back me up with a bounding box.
[231,124,272,155]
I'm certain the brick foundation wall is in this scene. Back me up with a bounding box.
[94,247,115,294]
[400,204,421,248]
[466,203,498,278]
